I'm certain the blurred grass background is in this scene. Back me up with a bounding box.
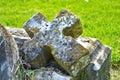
[0,0,120,79]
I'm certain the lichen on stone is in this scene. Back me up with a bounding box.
[23,10,90,77]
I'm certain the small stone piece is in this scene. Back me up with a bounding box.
[6,27,29,37]
[0,24,19,80]
[34,67,72,80]
[6,27,30,58]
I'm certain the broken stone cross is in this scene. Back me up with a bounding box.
[23,10,89,77]
[23,10,111,80]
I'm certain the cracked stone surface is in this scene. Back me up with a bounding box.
[23,10,89,77]
[0,24,19,80]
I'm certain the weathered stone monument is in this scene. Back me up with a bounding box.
[0,24,19,80]
[0,10,111,80]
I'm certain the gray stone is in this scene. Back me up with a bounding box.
[23,13,46,38]
[34,67,72,80]
[22,10,111,80]
[6,27,30,58]
[0,24,19,80]
[24,10,82,39]
[23,10,89,76]
[6,27,30,52]
[6,27,29,38]
[0,27,30,62]
[76,37,111,80]
[28,37,111,80]
[85,45,111,80]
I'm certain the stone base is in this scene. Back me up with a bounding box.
[80,48,111,80]
[33,45,111,80]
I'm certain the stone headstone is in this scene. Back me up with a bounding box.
[0,24,19,80]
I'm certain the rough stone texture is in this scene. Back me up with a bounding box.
[76,37,111,80]
[23,10,90,77]
[24,10,82,39]
[34,68,72,80]
[23,13,46,38]
[6,27,30,50]
[0,24,19,80]
[0,27,30,61]
[31,37,111,80]
[6,27,29,37]
[23,10,111,80]
[85,50,111,80]
[6,27,30,58]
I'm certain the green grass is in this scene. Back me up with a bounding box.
[0,0,120,79]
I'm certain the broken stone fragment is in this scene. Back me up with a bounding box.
[13,36,30,54]
[34,67,72,80]
[6,27,30,49]
[75,37,111,80]
[6,27,30,57]
[6,27,29,37]
[76,37,102,54]
[85,45,111,80]
[0,24,19,80]
[23,10,89,77]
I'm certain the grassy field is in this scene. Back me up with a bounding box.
[0,0,120,79]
